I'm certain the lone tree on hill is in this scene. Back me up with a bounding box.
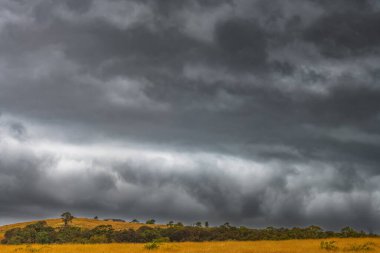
[146,219,156,224]
[61,212,74,226]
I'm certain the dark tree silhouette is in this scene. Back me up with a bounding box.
[146,219,156,224]
[61,212,74,226]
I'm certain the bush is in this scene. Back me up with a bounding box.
[144,241,160,250]
[320,241,338,251]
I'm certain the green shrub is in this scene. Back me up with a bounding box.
[144,241,160,250]
[320,241,338,251]
[143,237,169,250]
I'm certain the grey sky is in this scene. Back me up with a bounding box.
[1,0,380,232]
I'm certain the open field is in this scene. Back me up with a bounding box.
[0,238,379,253]
[0,218,164,240]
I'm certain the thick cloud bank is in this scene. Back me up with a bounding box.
[1,0,380,232]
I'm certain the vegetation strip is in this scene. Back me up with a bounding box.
[1,220,375,244]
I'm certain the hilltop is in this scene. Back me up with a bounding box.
[0,217,164,240]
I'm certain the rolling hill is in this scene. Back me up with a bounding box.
[0,217,165,240]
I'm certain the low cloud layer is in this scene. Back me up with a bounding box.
[1,0,380,232]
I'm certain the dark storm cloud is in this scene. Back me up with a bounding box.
[303,11,380,58]
[1,0,380,231]
[1,126,378,230]
[311,0,373,12]
[214,17,268,71]
[63,0,93,13]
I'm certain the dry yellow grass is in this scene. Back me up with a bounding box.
[0,218,164,240]
[0,238,379,253]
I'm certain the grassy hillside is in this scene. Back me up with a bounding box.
[0,238,379,253]
[0,218,164,240]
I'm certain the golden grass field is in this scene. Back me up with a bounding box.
[0,218,164,240]
[0,238,379,253]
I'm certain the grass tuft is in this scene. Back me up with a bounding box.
[344,242,377,251]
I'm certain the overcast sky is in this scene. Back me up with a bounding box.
[1,0,380,232]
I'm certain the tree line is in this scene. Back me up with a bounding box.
[2,221,374,244]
